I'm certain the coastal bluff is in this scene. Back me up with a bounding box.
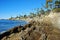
[0,13,60,40]
[0,20,60,40]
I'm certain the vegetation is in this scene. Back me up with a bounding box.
[46,0,60,12]
[9,8,46,20]
[9,16,14,20]
[1,0,60,40]
[9,0,60,20]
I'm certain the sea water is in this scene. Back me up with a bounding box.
[0,20,28,34]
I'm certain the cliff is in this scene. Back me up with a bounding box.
[0,12,60,40]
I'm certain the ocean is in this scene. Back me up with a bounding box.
[0,20,28,34]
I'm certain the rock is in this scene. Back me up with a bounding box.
[1,13,60,40]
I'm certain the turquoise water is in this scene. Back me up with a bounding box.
[0,20,28,33]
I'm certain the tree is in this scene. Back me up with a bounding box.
[46,0,52,8]
[16,16,19,18]
[46,0,60,12]
[24,15,27,18]
[33,8,41,17]
[55,0,60,8]
[29,12,36,17]
[46,0,60,8]
[9,16,14,20]
[40,8,45,15]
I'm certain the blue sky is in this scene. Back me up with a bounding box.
[0,0,46,19]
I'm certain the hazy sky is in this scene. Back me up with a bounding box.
[0,0,46,19]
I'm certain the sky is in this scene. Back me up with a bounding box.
[0,0,46,19]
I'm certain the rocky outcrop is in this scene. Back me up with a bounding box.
[1,13,60,40]
[0,20,60,40]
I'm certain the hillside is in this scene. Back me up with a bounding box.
[0,12,60,40]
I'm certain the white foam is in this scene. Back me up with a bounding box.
[0,31,6,34]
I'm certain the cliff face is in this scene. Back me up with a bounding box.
[0,12,60,40]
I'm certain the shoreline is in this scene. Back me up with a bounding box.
[1,19,60,40]
[1,12,60,40]
[0,20,28,34]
